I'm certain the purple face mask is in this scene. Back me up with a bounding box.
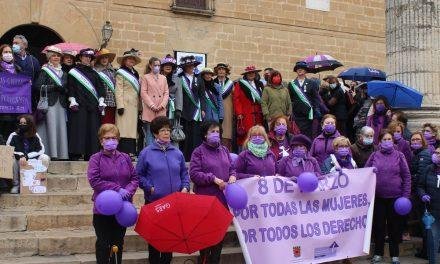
[336,147,350,157]
[323,124,336,134]
[411,142,423,150]
[274,124,288,136]
[381,140,394,150]
[375,104,386,113]
[424,131,433,140]
[292,147,306,158]
[432,153,440,165]
[103,139,118,151]
[393,132,402,141]
[207,132,220,145]
[250,135,265,145]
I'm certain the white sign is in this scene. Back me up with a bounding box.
[306,0,330,12]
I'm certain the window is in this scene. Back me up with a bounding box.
[171,0,215,16]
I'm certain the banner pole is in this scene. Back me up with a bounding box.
[232,217,253,264]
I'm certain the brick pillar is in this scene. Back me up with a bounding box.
[386,0,440,106]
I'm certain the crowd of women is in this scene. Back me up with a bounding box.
[1,35,440,264]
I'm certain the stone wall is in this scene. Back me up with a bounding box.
[0,0,386,79]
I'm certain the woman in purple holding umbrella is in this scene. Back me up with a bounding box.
[190,120,236,264]
[87,124,139,264]
[235,125,276,179]
[277,134,321,180]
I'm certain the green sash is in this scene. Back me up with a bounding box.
[116,68,139,94]
[221,79,234,98]
[41,66,62,87]
[68,68,98,102]
[97,71,115,93]
[204,91,219,114]
[239,79,261,103]
[289,81,313,120]
[181,77,201,121]
[168,97,175,119]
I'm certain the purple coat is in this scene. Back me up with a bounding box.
[235,150,276,179]
[88,151,139,214]
[365,149,411,198]
[367,114,390,144]
[310,131,341,166]
[136,142,190,202]
[276,155,322,179]
[190,142,236,206]
[395,138,411,165]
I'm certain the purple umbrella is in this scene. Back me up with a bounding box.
[303,54,343,73]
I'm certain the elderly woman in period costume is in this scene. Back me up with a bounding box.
[115,49,141,156]
[178,55,205,161]
[140,57,169,146]
[94,49,117,124]
[61,51,77,73]
[213,63,234,150]
[200,67,223,123]
[232,65,264,150]
[160,54,182,123]
[35,46,69,160]
[67,48,106,161]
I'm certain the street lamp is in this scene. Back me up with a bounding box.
[100,21,113,49]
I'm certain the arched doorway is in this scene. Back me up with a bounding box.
[0,24,63,64]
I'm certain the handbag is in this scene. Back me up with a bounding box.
[236,117,246,137]
[36,85,49,113]
[171,118,186,142]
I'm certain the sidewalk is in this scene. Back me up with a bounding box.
[355,256,428,263]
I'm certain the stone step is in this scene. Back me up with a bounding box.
[47,174,89,192]
[0,226,239,258]
[48,162,89,175]
[0,191,145,211]
[0,247,245,264]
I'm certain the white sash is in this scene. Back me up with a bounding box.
[68,68,98,102]
[41,66,62,87]
[239,79,261,103]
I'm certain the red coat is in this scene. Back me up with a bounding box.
[232,79,264,146]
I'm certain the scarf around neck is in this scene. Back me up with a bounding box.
[1,61,15,74]
[248,142,269,158]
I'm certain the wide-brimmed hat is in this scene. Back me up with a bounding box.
[44,46,62,55]
[62,50,77,59]
[178,55,201,68]
[117,48,141,65]
[214,63,231,75]
[200,67,215,75]
[161,54,177,67]
[290,134,312,150]
[241,65,261,75]
[77,48,96,60]
[95,49,116,63]
[293,61,308,72]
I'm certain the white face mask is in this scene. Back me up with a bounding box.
[329,83,337,89]
[2,53,13,62]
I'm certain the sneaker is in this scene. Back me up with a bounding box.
[371,255,382,264]
[391,257,400,264]
[10,186,19,194]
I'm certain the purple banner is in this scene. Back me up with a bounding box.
[0,72,32,114]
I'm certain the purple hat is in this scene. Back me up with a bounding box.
[290,134,312,150]
[77,48,96,59]
[161,54,177,66]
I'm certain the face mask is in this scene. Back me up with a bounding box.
[292,147,306,158]
[393,132,402,141]
[411,143,423,150]
[380,140,394,150]
[432,154,440,165]
[271,76,282,86]
[363,137,373,145]
[157,138,171,145]
[424,131,433,140]
[2,53,13,62]
[274,124,287,136]
[375,104,385,113]
[12,44,21,54]
[103,139,118,151]
[323,124,336,134]
[18,124,29,134]
[207,131,220,145]
[329,83,337,89]
[336,147,350,157]
[152,65,160,74]
[250,135,265,145]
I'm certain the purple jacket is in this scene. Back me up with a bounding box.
[88,151,139,214]
[365,149,411,198]
[367,114,390,144]
[190,142,235,206]
[136,142,190,203]
[395,138,411,165]
[235,150,276,179]
[276,155,322,179]
[310,131,341,166]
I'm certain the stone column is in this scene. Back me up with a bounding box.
[386,0,440,106]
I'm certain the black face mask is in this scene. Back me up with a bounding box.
[18,124,29,134]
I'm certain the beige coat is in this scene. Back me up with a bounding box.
[222,95,233,139]
[140,73,169,122]
[115,74,139,139]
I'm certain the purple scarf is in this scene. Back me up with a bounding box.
[1,61,15,74]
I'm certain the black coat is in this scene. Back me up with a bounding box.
[178,73,206,122]
[7,132,44,160]
[287,78,320,120]
[67,64,106,110]
[320,85,348,120]
[35,68,68,108]
[418,164,440,213]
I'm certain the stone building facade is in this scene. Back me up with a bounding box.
[0,0,386,79]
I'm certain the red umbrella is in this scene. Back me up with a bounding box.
[42,42,90,54]
[135,192,233,254]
